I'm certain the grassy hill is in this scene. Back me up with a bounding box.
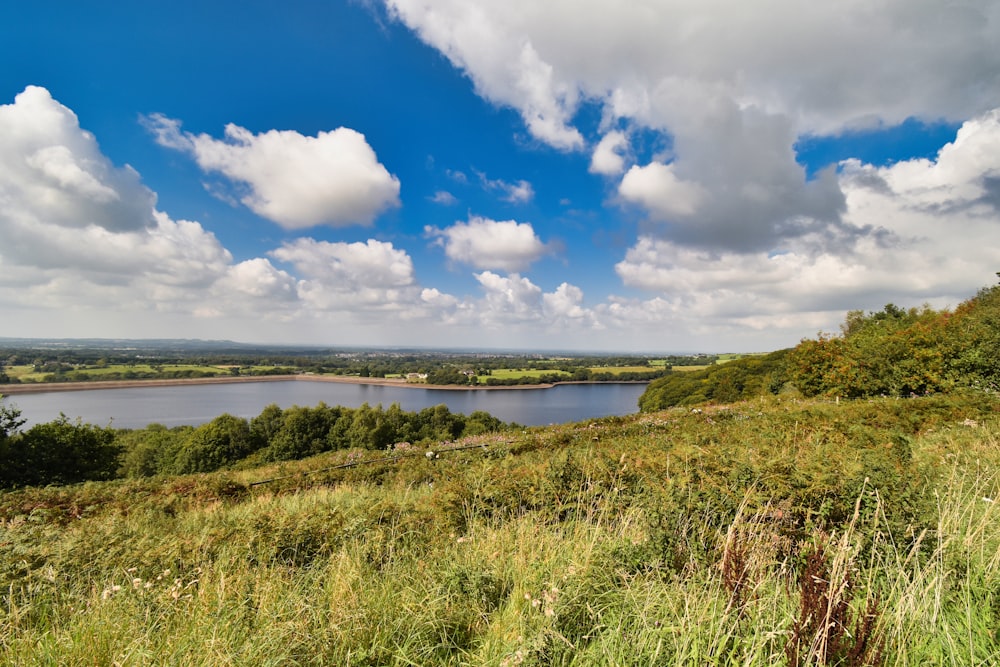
[2,392,999,665]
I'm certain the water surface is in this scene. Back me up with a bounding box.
[6,381,648,429]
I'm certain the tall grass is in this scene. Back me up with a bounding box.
[1,395,998,664]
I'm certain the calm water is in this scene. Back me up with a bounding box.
[6,381,648,429]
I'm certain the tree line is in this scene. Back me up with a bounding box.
[0,347,704,387]
[639,278,1000,410]
[0,401,509,488]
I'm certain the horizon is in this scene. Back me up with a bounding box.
[2,2,999,352]
[0,335,723,358]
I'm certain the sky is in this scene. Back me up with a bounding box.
[1,1,999,353]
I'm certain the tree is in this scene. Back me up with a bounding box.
[250,403,284,448]
[2,416,120,487]
[0,396,25,440]
[117,424,190,478]
[268,405,337,460]
[171,414,254,474]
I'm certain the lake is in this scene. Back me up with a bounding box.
[4,380,649,429]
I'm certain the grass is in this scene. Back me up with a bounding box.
[478,368,572,383]
[7,363,230,382]
[586,365,651,374]
[2,394,999,664]
[477,366,658,383]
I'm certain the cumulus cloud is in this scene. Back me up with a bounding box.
[144,114,400,229]
[0,85,608,347]
[425,215,548,271]
[0,86,156,234]
[270,238,421,312]
[0,86,315,331]
[383,0,1000,252]
[385,0,999,138]
[589,130,628,176]
[618,161,705,217]
[384,1,586,149]
[215,258,298,302]
[471,272,597,329]
[611,108,1000,343]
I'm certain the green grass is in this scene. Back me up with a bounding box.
[477,366,657,384]
[2,394,1000,664]
[5,363,232,383]
[5,365,41,381]
[586,365,652,374]
[715,353,768,364]
[478,368,572,382]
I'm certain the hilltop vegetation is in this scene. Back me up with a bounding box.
[2,393,999,664]
[640,279,1000,410]
[0,402,507,488]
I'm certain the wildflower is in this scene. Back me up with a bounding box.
[101,584,122,600]
[132,578,143,589]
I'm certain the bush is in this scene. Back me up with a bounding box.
[1,416,120,487]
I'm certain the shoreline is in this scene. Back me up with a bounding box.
[0,374,649,396]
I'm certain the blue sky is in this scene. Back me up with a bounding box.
[1,1,999,352]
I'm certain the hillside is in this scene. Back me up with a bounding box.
[639,279,1000,410]
[2,392,999,664]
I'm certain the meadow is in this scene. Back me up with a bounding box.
[2,392,999,665]
[6,363,231,383]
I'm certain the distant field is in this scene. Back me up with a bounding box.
[477,369,572,383]
[5,363,229,382]
[671,365,711,372]
[715,352,767,364]
[587,365,652,374]
[6,365,37,381]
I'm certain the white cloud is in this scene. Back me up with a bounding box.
[429,190,458,205]
[215,258,298,302]
[543,282,594,325]
[0,86,319,334]
[610,108,1000,345]
[474,271,544,323]
[503,179,534,203]
[385,0,999,138]
[384,1,585,150]
[144,114,400,229]
[270,238,421,312]
[618,161,705,217]
[426,215,548,271]
[471,272,597,330]
[476,170,535,203]
[384,0,1000,253]
[0,86,156,234]
[589,130,628,176]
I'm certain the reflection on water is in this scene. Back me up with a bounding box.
[7,381,648,429]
